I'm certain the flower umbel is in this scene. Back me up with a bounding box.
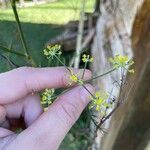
[109,55,134,73]
[69,70,83,85]
[43,44,62,59]
[89,92,113,116]
[82,54,94,63]
[41,88,55,109]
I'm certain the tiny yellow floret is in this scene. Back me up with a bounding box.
[69,70,83,85]
[43,44,62,59]
[109,54,134,73]
[82,54,94,63]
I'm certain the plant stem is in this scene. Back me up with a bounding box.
[55,55,95,98]
[11,0,29,57]
[74,0,86,68]
[54,55,70,72]
[82,61,88,79]
[10,0,36,66]
[0,45,26,57]
[0,53,20,68]
[82,84,95,98]
[85,68,116,83]
[51,87,73,100]
[87,68,126,149]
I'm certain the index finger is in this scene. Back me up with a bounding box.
[0,67,91,104]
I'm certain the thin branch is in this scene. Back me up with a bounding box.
[85,68,116,83]
[10,0,29,57]
[0,53,20,68]
[0,45,26,57]
[54,55,70,72]
[10,0,36,66]
[74,0,86,68]
[82,61,88,79]
[82,84,95,98]
[87,68,128,149]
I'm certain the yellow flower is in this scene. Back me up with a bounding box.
[109,55,134,73]
[82,54,94,63]
[41,88,54,106]
[43,44,62,59]
[42,95,47,101]
[89,92,111,113]
[69,70,83,85]
[69,70,78,82]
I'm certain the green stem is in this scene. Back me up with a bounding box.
[0,45,26,57]
[85,68,116,83]
[82,61,88,79]
[54,55,70,72]
[10,0,36,66]
[0,53,19,68]
[51,88,73,100]
[11,0,29,58]
[54,55,95,98]
[81,68,116,100]
[82,84,95,98]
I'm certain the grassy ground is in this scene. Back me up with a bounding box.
[0,0,94,72]
[0,0,94,24]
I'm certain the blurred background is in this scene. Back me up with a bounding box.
[0,0,150,150]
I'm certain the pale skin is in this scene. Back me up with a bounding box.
[0,67,93,150]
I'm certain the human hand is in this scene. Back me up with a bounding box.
[0,67,93,150]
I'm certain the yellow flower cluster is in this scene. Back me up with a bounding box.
[82,54,94,63]
[43,44,62,59]
[41,88,55,108]
[109,55,134,73]
[69,70,83,85]
[89,92,114,116]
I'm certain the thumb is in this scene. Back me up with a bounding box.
[7,84,94,150]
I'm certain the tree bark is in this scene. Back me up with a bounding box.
[91,0,150,149]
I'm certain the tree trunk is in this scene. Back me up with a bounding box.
[91,0,150,149]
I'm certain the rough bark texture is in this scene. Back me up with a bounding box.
[91,0,150,149]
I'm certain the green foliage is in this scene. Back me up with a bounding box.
[0,0,95,72]
[0,0,94,24]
